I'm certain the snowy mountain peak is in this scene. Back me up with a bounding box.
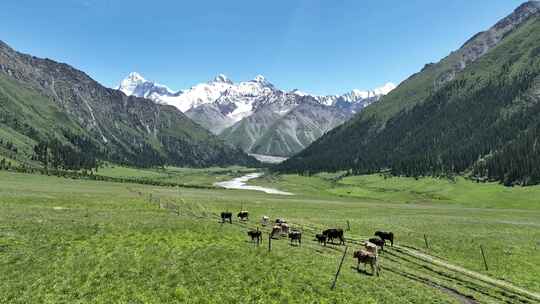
[118,72,174,99]
[253,75,266,83]
[118,72,147,95]
[373,82,397,95]
[126,72,145,82]
[117,74,395,134]
[212,74,233,84]
[290,89,307,96]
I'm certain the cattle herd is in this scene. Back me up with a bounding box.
[221,210,394,276]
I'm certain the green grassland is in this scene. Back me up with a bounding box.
[96,165,256,187]
[251,173,540,292]
[1,169,539,303]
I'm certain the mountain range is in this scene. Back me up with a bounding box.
[277,1,540,186]
[0,41,257,169]
[118,73,395,156]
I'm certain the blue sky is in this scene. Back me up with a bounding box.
[0,0,527,95]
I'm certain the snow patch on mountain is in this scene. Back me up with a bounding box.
[117,72,396,133]
[118,72,395,114]
[117,72,176,104]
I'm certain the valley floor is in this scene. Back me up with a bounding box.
[0,169,539,303]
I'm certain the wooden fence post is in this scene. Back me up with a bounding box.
[331,246,349,290]
[424,234,430,249]
[480,245,489,271]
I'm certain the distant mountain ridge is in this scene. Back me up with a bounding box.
[118,73,395,156]
[0,40,257,169]
[277,1,540,186]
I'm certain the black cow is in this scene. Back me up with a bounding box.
[275,218,286,224]
[323,228,345,245]
[237,211,249,221]
[315,234,327,246]
[248,229,262,244]
[368,238,385,251]
[221,212,232,224]
[374,231,394,247]
[288,230,302,246]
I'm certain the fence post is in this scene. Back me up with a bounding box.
[256,227,260,246]
[331,246,349,290]
[424,234,430,249]
[480,245,489,271]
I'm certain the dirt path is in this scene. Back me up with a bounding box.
[384,267,478,304]
[393,245,540,303]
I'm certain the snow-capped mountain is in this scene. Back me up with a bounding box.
[118,72,394,117]
[117,73,280,132]
[118,72,177,100]
[302,83,396,113]
[305,83,396,105]
[116,73,395,156]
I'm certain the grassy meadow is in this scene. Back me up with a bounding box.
[96,165,256,187]
[1,168,539,303]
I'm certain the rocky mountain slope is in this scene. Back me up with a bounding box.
[118,73,394,156]
[0,41,257,169]
[276,1,540,185]
[220,95,351,157]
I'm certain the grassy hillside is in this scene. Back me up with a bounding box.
[277,4,540,185]
[1,170,539,303]
[0,41,258,169]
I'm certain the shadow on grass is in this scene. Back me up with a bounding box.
[350,266,376,276]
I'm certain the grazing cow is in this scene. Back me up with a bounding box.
[353,250,380,276]
[323,228,345,245]
[288,230,302,246]
[271,225,282,239]
[261,216,270,226]
[247,229,262,244]
[275,218,287,225]
[369,238,385,251]
[315,234,327,246]
[280,223,290,236]
[237,211,249,221]
[374,231,394,247]
[220,212,232,224]
[364,242,379,256]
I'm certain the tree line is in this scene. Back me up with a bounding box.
[276,46,540,186]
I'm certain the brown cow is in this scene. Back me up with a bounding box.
[353,250,380,276]
[280,223,290,236]
[271,225,282,239]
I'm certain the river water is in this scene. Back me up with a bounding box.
[214,172,293,195]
